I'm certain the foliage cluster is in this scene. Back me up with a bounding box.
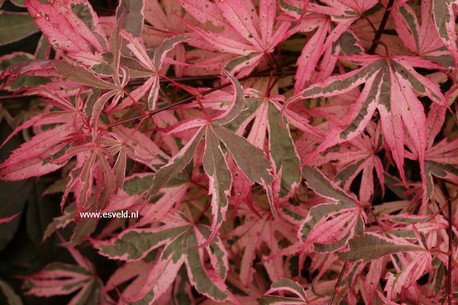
[0,0,457,304]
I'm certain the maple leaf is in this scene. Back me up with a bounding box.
[323,122,385,204]
[142,0,189,77]
[180,0,293,76]
[301,252,343,300]
[143,0,189,45]
[0,53,55,91]
[360,257,387,305]
[1,0,456,303]
[0,89,86,181]
[280,0,371,91]
[385,250,433,300]
[432,0,458,65]
[299,166,365,253]
[50,20,133,117]
[119,31,189,110]
[52,142,117,216]
[104,260,155,301]
[222,86,304,210]
[25,0,108,66]
[203,125,232,244]
[290,13,332,92]
[393,0,455,68]
[91,211,237,304]
[340,224,436,303]
[107,126,170,169]
[338,234,424,262]
[421,104,458,200]
[104,260,196,305]
[137,183,189,226]
[52,61,130,133]
[147,119,273,245]
[102,171,190,228]
[116,0,144,38]
[0,123,73,181]
[227,207,297,287]
[22,243,112,305]
[287,54,447,187]
[258,278,307,305]
[43,203,76,242]
[53,61,119,91]
[0,90,121,216]
[336,225,437,303]
[146,71,273,244]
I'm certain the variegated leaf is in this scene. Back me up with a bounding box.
[147,127,205,199]
[338,234,424,262]
[202,126,232,245]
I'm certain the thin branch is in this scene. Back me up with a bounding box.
[134,69,296,86]
[0,67,296,102]
[148,68,296,117]
[100,67,296,128]
[328,262,346,305]
[361,13,378,33]
[368,0,395,54]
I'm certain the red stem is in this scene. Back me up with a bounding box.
[368,0,395,54]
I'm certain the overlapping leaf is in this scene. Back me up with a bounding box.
[25,0,108,65]
[393,0,455,68]
[228,208,297,286]
[338,234,424,262]
[120,32,189,110]
[143,0,188,45]
[288,55,447,188]
[203,125,232,245]
[0,89,86,180]
[0,0,456,304]
[92,212,233,303]
[147,72,273,244]
[432,0,458,65]
[180,0,293,76]
[22,244,109,305]
[299,166,365,252]
[323,122,385,203]
[280,0,372,91]
[116,0,144,37]
[258,278,307,305]
[223,92,302,208]
[422,104,458,200]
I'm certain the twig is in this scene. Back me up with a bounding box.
[0,67,296,102]
[368,0,395,54]
[361,13,378,33]
[328,262,347,305]
[148,68,296,117]
[99,67,296,128]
